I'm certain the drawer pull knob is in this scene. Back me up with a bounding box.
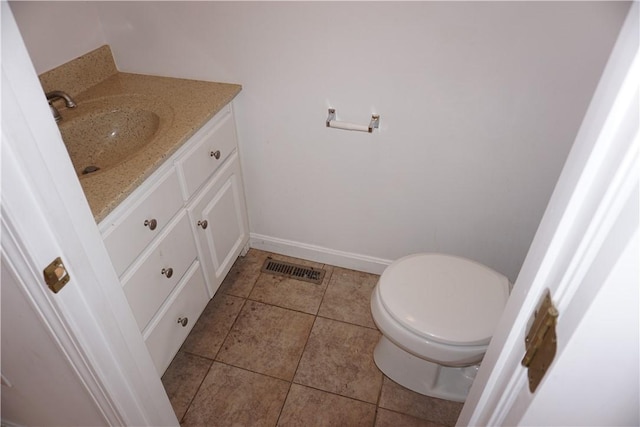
[197,220,208,229]
[210,150,221,160]
[177,317,188,327]
[161,267,173,278]
[144,219,158,230]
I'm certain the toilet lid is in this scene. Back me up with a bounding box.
[378,253,509,346]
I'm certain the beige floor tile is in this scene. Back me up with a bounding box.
[180,292,245,359]
[318,267,379,328]
[181,362,289,427]
[161,351,211,421]
[378,376,463,427]
[278,383,376,426]
[216,300,315,381]
[375,408,447,427]
[250,265,333,315]
[218,248,270,297]
[294,317,383,404]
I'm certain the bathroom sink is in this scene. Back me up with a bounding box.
[57,95,171,177]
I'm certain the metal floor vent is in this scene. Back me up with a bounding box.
[261,258,326,285]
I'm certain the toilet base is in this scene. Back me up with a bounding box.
[373,336,477,403]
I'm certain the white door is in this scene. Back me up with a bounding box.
[1,250,110,426]
[458,4,639,426]
[1,4,178,426]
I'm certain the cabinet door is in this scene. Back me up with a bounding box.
[188,152,249,297]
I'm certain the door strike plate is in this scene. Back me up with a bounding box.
[521,290,558,393]
[43,257,70,294]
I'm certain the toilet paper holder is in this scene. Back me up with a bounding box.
[326,109,380,133]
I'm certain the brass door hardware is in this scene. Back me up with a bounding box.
[43,257,70,293]
[522,290,558,393]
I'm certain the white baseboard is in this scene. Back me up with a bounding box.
[249,233,392,275]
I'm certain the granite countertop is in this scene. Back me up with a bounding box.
[65,72,241,222]
[40,45,241,223]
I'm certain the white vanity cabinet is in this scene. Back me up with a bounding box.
[99,104,249,375]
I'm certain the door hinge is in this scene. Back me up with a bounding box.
[43,257,70,294]
[521,289,558,393]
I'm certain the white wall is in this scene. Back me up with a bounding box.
[8,1,105,74]
[11,2,629,282]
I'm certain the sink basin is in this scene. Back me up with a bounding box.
[58,95,171,176]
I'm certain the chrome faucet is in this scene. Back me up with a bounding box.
[46,91,76,122]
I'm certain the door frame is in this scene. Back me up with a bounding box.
[1,4,178,425]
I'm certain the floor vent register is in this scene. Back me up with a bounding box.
[260,258,326,285]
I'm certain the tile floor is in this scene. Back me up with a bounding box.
[162,249,464,426]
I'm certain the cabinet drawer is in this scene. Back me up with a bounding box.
[143,261,208,376]
[122,211,197,331]
[176,107,238,200]
[102,168,183,276]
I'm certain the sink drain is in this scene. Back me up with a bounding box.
[82,165,100,175]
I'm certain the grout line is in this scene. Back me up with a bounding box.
[274,373,294,426]
[274,264,335,400]
[315,263,334,315]
[213,296,249,362]
[290,380,380,408]
[243,295,319,318]
[179,348,216,362]
[274,279,325,426]
[290,315,319,380]
[213,359,292,383]
[175,353,214,424]
[316,312,381,332]
[169,282,252,423]
[245,293,318,316]
[373,370,386,426]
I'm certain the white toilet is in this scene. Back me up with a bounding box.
[370,253,510,402]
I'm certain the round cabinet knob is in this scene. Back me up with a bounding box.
[177,317,188,327]
[197,220,208,229]
[210,150,221,160]
[161,267,173,278]
[144,219,157,230]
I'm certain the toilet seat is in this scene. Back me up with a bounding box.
[378,253,509,346]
